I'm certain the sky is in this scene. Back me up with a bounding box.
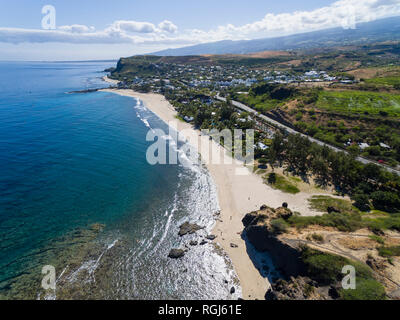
[0,0,399,61]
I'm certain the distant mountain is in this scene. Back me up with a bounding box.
[153,16,400,56]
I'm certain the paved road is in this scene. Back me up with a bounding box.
[215,95,400,176]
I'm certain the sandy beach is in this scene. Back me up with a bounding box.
[101,81,337,300]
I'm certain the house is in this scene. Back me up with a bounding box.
[359,143,370,150]
[379,142,391,149]
[256,142,269,151]
[183,116,194,122]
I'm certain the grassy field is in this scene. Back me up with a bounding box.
[308,195,357,213]
[285,195,400,233]
[237,93,280,113]
[365,76,400,87]
[263,173,300,194]
[316,90,400,117]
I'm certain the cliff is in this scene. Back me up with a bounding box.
[242,206,306,278]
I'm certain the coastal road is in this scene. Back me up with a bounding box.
[215,95,400,176]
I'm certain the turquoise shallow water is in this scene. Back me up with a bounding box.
[0,61,241,299]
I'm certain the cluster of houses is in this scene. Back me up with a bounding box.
[115,59,356,93]
[263,70,341,84]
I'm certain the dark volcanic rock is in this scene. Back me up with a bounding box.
[206,234,217,240]
[178,222,204,237]
[189,240,198,246]
[282,202,288,208]
[168,249,185,259]
[265,288,277,300]
[230,243,238,248]
[230,287,235,294]
[276,207,293,220]
[242,211,265,227]
[267,277,321,300]
[199,240,208,245]
[366,256,386,272]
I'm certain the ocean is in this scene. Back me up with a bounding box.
[0,61,240,299]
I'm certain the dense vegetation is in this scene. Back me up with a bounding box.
[233,83,298,113]
[316,90,400,117]
[264,172,300,194]
[234,81,400,167]
[263,133,400,214]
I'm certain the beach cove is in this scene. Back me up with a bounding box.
[101,78,339,299]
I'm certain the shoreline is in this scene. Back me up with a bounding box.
[100,79,338,300]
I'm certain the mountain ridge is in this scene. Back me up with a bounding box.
[152,16,400,56]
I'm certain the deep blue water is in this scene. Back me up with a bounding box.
[0,61,241,299]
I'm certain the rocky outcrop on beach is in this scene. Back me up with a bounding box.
[242,207,336,300]
[242,206,304,277]
[178,222,204,237]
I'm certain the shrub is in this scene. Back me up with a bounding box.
[371,191,400,213]
[270,218,289,235]
[352,193,371,212]
[369,235,385,245]
[311,233,324,242]
[301,248,349,285]
[268,172,277,184]
[378,246,400,257]
[339,279,386,300]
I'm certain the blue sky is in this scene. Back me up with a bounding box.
[0,1,336,30]
[0,0,399,60]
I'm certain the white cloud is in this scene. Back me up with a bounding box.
[108,20,157,33]
[0,27,135,44]
[186,0,400,42]
[158,20,178,33]
[58,24,95,33]
[0,0,399,47]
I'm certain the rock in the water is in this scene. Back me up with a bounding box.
[230,243,238,248]
[199,240,207,245]
[206,234,217,240]
[189,240,198,246]
[282,202,288,208]
[260,205,268,210]
[178,222,204,237]
[230,287,235,294]
[168,249,185,259]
